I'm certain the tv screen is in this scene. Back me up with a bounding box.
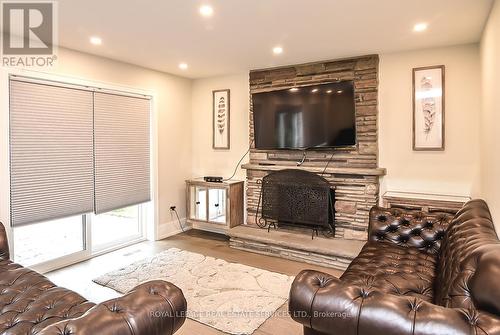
[252,81,356,149]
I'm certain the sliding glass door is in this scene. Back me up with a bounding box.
[12,205,146,272]
[13,215,89,273]
[13,215,87,268]
[91,204,144,252]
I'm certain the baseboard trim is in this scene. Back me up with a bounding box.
[157,218,192,240]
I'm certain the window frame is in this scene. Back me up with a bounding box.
[90,204,147,254]
[12,204,148,274]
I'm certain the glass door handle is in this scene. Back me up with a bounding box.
[196,201,201,205]
[214,204,219,207]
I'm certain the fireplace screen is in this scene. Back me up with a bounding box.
[258,169,335,235]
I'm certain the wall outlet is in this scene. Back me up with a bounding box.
[170,206,176,211]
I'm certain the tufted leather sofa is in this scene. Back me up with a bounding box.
[289,199,500,335]
[0,222,187,335]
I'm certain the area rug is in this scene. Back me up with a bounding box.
[93,248,295,335]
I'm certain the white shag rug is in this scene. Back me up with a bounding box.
[93,248,295,335]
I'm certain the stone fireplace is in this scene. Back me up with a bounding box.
[245,55,385,241]
[228,55,386,270]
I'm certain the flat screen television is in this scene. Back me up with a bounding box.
[252,81,356,150]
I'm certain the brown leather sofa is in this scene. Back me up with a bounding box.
[289,199,500,335]
[0,222,187,335]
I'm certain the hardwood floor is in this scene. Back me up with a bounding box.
[46,229,343,335]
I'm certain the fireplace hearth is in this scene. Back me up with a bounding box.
[255,169,335,238]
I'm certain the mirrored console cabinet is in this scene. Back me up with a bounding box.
[186,179,244,234]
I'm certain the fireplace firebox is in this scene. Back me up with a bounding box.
[256,169,335,238]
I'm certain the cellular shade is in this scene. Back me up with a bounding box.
[9,79,94,226]
[93,92,151,214]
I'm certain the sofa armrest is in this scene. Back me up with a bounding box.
[38,280,187,335]
[289,270,500,335]
[0,222,10,260]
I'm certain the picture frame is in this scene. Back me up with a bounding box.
[412,65,445,151]
[212,89,230,149]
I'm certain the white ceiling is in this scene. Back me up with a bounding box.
[57,0,494,79]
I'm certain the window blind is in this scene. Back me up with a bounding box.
[9,79,95,226]
[93,92,151,214]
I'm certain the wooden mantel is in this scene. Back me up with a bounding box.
[242,163,386,176]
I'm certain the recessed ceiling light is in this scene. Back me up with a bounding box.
[289,88,299,92]
[90,36,102,45]
[273,46,283,55]
[413,22,428,32]
[311,88,319,93]
[326,90,333,94]
[179,63,188,70]
[337,90,343,94]
[199,5,214,17]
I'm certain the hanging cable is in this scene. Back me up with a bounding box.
[170,206,184,232]
[224,140,254,181]
[321,152,335,176]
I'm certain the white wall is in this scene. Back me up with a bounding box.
[379,44,482,197]
[0,47,192,239]
[191,73,250,181]
[480,0,500,225]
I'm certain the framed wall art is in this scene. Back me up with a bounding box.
[212,89,230,149]
[412,65,445,151]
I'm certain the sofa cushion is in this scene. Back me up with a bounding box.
[435,199,500,316]
[341,241,437,302]
[0,260,95,334]
[369,207,452,255]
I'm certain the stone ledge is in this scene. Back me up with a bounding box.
[242,163,387,176]
[228,226,364,271]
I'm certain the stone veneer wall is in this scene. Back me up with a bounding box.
[246,55,382,241]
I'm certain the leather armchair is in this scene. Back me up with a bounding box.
[289,200,500,335]
[0,222,187,335]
